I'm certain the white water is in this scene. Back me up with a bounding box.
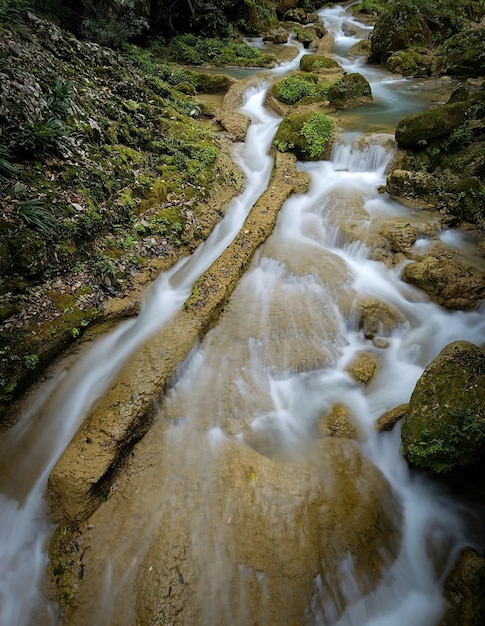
[0,49,306,626]
[1,5,484,626]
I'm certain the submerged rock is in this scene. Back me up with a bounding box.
[401,341,485,473]
[54,434,402,625]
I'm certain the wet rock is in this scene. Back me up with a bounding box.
[369,7,433,64]
[299,54,341,74]
[402,251,485,310]
[327,72,372,108]
[441,548,485,626]
[58,435,402,625]
[263,27,289,44]
[273,109,336,160]
[375,404,408,432]
[346,351,378,385]
[401,341,485,473]
[321,403,364,440]
[386,169,439,203]
[386,46,437,77]
[354,296,405,338]
[272,0,299,17]
[395,102,468,149]
[440,28,485,78]
[283,8,319,24]
[48,152,303,523]
[348,39,371,57]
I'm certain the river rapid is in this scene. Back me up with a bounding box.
[1,3,485,626]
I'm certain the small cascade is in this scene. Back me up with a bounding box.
[1,5,484,626]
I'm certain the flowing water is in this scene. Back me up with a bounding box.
[1,4,485,626]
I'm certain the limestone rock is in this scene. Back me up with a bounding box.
[376,404,408,432]
[440,28,485,78]
[441,548,485,625]
[386,169,438,203]
[346,351,378,385]
[386,46,437,76]
[321,403,364,440]
[401,341,485,472]
[263,27,289,44]
[402,252,485,310]
[354,296,405,338]
[273,109,336,161]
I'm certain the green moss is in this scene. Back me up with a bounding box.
[274,110,335,160]
[300,54,340,72]
[327,73,372,107]
[395,101,468,148]
[300,112,335,158]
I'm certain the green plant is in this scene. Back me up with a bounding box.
[23,353,39,368]
[0,140,17,182]
[17,199,58,234]
[300,112,335,157]
[46,78,74,118]
[20,117,74,158]
[277,74,317,105]
[0,0,32,37]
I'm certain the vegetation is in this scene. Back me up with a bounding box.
[165,34,275,67]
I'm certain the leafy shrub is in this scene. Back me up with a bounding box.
[300,112,334,158]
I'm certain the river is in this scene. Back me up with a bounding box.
[1,3,485,625]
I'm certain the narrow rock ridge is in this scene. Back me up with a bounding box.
[48,150,309,523]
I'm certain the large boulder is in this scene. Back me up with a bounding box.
[273,109,336,160]
[395,102,468,149]
[327,72,372,108]
[440,28,485,78]
[386,46,437,76]
[401,341,485,473]
[369,5,433,64]
[402,250,485,310]
[386,169,439,202]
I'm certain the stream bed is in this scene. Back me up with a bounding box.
[1,4,485,626]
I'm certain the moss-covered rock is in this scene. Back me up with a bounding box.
[327,72,372,108]
[401,341,485,473]
[395,102,468,148]
[386,46,437,76]
[369,6,433,64]
[273,110,336,160]
[300,53,341,73]
[440,28,485,78]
